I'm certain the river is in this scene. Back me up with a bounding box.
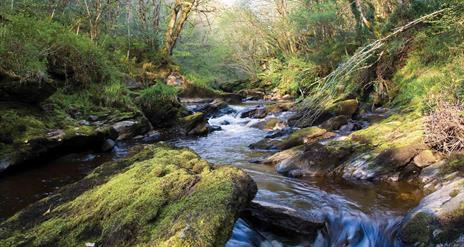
[0,101,423,246]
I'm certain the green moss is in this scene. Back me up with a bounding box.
[441,154,464,175]
[181,112,205,131]
[450,189,460,198]
[401,212,436,245]
[350,112,424,153]
[278,127,327,150]
[0,145,255,247]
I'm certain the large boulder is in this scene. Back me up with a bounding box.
[320,115,349,131]
[0,145,257,247]
[331,99,358,117]
[275,141,353,177]
[138,97,184,129]
[400,177,464,246]
[288,99,358,128]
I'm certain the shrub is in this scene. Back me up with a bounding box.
[0,14,118,88]
[136,83,182,128]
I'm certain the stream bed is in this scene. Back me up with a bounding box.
[0,102,423,246]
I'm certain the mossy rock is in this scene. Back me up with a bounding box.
[329,99,358,117]
[0,144,257,247]
[277,127,327,150]
[181,112,206,132]
[350,112,424,153]
[400,178,464,246]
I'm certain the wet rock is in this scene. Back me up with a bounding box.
[239,108,259,118]
[263,145,305,166]
[112,119,149,140]
[220,92,243,104]
[251,118,286,130]
[249,139,281,150]
[219,120,231,125]
[209,125,222,132]
[275,142,353,176]
[182,112,206,131]
[419,162,444,186]
[320,115,349,131]
[188,122,211,136]
[243,201,324,235]
[276,127,327,150]
[139,96,184,128]
[142,130,161,143]
[253,107,268,118]
[288,169,305,178]
[101,139,115,152]
[181,112,212,136]
[400,177,464,246]
[248,158,263,164]
[265,127,293,139]
[190,99,232,118]
[288,111,334,128]
[0,145,257,247]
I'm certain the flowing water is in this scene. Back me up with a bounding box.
[173,103,423,247]
[0,102,423,246]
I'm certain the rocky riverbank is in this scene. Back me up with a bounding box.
[0,144,257,247]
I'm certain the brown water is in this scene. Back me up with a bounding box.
[0,144,129,220]
[0,102,423,246]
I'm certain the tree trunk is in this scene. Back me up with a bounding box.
[162,0,196,56]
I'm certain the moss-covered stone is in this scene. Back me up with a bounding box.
[0,99,149,172]
[350,112,424,153]
[0,144,257,247]
[277,127,327,150]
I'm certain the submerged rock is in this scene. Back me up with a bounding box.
[0,145,257,247]
[243,201,324,236]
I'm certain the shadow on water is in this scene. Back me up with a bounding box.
[0,143,129,221]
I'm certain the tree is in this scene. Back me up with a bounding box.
[163,0,198,56]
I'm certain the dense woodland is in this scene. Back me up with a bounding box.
[1,0,464,246]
